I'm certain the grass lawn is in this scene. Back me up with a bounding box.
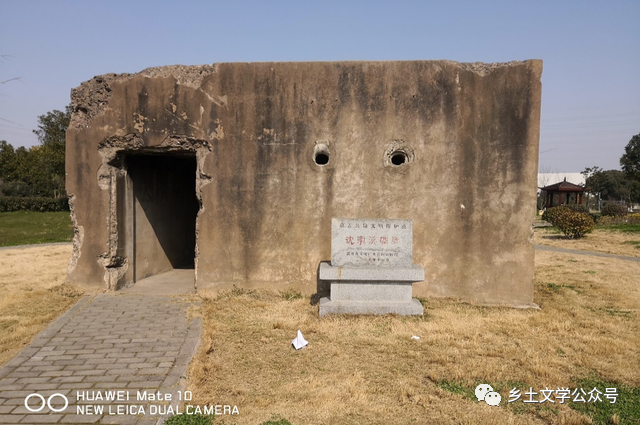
[598,223,640,233]
[0,226,638,424]
[0,244,83,367]
[535,224,640,258]
[183,231,639,425]
[0,211,74,247]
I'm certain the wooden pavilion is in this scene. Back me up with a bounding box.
[540,178,586,209]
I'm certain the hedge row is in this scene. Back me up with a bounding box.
[0,196,70,212]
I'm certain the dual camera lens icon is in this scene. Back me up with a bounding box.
[24,393,69,413]
[475,384,501,406]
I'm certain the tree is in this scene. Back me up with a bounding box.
[620,133,640,181]
[583,167,640,206]
[0,140,16,181]
[0,106,71,198]
[581,166,604,210]
[31,106,71,197]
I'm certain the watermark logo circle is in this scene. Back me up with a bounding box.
[24,393,45,413]
[48,393,69,413]
[24,393,69,413]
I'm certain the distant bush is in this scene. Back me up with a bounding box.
[542,206,570,225]
[0,196,69,212]
[601,203,627,217]
[598,213,640,226]
[565,204,589,214]
[555,211,595,238]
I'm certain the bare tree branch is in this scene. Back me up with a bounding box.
[1,77,21,85]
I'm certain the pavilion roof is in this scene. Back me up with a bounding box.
[540,178,585,192]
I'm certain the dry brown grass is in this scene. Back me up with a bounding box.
[1,238,637,424]
[188,250,639,424]
[534,227,640,257]
[0,244,84,366]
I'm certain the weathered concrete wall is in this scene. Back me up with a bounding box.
[66,60,542,306]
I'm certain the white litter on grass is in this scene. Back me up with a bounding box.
[411,335,420,340]
[292,330,308,350]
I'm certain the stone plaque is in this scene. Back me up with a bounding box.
[331,218,412,267]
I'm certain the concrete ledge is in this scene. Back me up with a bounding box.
[319,297,424,316]
[318,261,425,281]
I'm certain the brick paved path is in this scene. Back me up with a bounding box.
[0,293,201,425]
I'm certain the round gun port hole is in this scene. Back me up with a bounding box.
[315,153,329,165]
[390,152,407,166]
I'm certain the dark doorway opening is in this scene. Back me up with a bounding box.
[118,153,198,285]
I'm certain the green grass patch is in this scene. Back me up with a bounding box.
[570,377,640,425]
[164,414,292,425]
[279,289,303,301]
[545,282,577,292]
[165,414,214,425]
[596,223,640,233]
[436,380,476,400]
[260,418,292,425]
[585,306,633,319]
[0,211,73,247]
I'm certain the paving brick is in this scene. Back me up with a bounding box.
[83,344,112,350]
[63,350,95,355]
[136,418,160,425]
[136,368,169,376]
[7,372,41,379]
[13,367,31,373]
[0,390,32,399]
[92,382,128,389]
[114,358,143,365]
[20,361,54,368]
[59,414,101,423]
[50,377,84,384]
[75,354,106,360]
[43,356,75,361]
[102,369,131,376]
[125,381,163,389]
[29,366,62,373]
[24,384,60,391]
[52,360,87,367]
[19,413,64,423]
[0,384,24,391]
[58,383,93,390]
[83,376,116,383]
[106,352,135,359]
[38,350,67,357]
[62,365,95,371]
[98,414,138,424]
[74,371,105,377]
[0,414,25,423]
[127,363,158,370]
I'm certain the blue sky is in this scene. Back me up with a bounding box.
[1,0,638,173]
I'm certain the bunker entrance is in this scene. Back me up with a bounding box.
[117,152,198,287]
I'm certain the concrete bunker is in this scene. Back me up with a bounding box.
[66,60,542,307]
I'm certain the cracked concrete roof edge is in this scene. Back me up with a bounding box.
[80,58,543,87]
[68,59,542,130]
